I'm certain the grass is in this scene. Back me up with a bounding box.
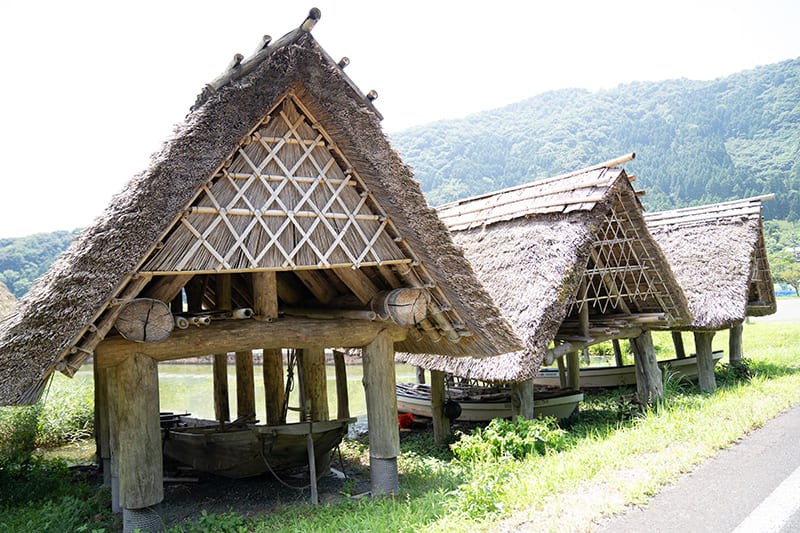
[0,321,798,532]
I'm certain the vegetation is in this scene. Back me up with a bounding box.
[391,57,800,221]
[0,322,797,532]
[0,229,81,297]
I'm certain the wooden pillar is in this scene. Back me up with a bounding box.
[93,361,111,488]
[362,330,400,495]
[630,331,663,404]
[694,331,717,392]
[235,351,256,423]
[511,379,535,420]
[300,347,330,475]
[566,351,581,391]
[416,366,426,384]
[213,355,230,423]
[108,367,121,514]
[333,350,350,420]
[729,323,744,365]
[556,356,567,388]
[263,349,285,425]
[214,274,232,423]
[430,370,449,444]
[110,353,163,532]
[672,331,686,359]
[612,339,624,367]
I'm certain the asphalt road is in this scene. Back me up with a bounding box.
[596,404,800,533]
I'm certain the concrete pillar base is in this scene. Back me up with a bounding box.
[370,456,398,495]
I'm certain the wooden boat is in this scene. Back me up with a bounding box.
[396,383,583,421]
[534,351,725,388]
[162,416,355,478]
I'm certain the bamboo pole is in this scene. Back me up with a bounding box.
[430,370,449,445]
[362,330,399,494]
[694,331,717,392]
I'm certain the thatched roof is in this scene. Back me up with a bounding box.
[0,282,15,317]
[398,155,691,382]
[0,10,521,406]
[645,195,776,331]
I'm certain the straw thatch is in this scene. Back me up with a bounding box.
[645,195,776,331]
[398,156,691,382]
[0,282,15,317]
[0,11,521,406]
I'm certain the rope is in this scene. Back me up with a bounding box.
[258,438,311,492]
[282,349,297,423]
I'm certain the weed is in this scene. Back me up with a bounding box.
[451,416,567,462]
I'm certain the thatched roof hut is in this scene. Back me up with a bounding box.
[398,155,691,382]
[0,9,521,407]
[644,195,776,331]
[0,282,15,317]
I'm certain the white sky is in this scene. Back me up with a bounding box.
[1,0,799,237]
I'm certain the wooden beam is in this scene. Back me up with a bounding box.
[511,379,534,419]
[630,331,663,404]
[332,266,379,304]
[96,318,408,366]
[213,355,230,423]
[262,349,285,425]
[430,370,449,445]
[235,351,256,422]
[362,329,399,494]
[275,272,307,305]
[295,270,337,304]
[694,331,717,392]
[729,324,743,365]
[333,350,350,420]
[142,273,194,303]
[672,331,686,359]
[110,353,163,513]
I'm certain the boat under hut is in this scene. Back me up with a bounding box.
[644,195,777,391]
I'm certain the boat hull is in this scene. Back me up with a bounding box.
[534,351,724,388]
[162,417,354,478]
[396,385,583,421]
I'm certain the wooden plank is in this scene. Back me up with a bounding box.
[430,370,449,445]
[96,318,408,366]
[111,353,163,510]
[694,331,717,392]
[630,331,663,403]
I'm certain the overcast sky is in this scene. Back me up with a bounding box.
[1,1,799,237]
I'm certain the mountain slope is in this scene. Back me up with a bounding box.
[390,57,800,220]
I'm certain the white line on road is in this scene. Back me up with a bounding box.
[732,463,800,533]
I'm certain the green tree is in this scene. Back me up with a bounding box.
[770,250,800,296]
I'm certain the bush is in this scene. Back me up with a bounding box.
[451,416,568,463]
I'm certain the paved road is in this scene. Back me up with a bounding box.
[596,404,800,533]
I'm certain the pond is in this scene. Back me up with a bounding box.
[77,360,419,425]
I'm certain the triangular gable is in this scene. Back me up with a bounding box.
[143,95,407,273]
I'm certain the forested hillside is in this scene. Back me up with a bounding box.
[391,57,800,220]
[0,230,81,297]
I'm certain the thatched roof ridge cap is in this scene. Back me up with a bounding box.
[644,194,773,224]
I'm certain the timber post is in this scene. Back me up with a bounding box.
[430,370,449,444]
[672,331,686,359]
[110,353,163,533]
[566,350,581,391]
[93,362,111,488]
[612,339,624,367]
[333,350,350,419]
[556,355,567,388]
[729,323,744,366]
[362,329,400,495]
[416,366,426,384]
[263,349,285,424]
[300,346,330,474]
[213,275,232,423]
[510,379,535,419]
[235,351,256,422]
[630,331,663,404]
[694,331,717,391]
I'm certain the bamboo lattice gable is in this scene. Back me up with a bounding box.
[644,195,777,330]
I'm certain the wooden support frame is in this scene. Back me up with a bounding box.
[511,379,534,419]
[333,350,350,420]
[672,331,686,359]
[430,370,449,445]
[630,331,663,404]
[729,324,743,365]
[694,331,717,392]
